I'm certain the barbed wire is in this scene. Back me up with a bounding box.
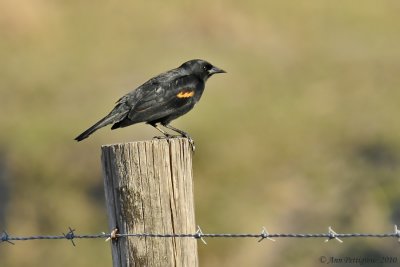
[1,225,400,246]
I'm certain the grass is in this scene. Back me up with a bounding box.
[1,1,400,266]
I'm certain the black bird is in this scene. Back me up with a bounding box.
[75,59,225,147]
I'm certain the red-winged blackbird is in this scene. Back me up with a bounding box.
[75,59,225,147]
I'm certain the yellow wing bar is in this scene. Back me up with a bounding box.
[177,91,195,98]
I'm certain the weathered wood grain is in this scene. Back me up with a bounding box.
[101,138,198,267]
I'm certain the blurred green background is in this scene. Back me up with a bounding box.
[1,1,400,266]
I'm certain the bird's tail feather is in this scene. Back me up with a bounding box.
[74,111,127,141]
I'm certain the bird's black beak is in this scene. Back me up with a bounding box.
[209,66,226,75]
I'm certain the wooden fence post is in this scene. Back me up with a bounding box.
[101,138,198,267]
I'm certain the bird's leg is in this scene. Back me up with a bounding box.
[149,123,174,139]
[163,124,195,151]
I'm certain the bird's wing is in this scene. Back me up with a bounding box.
[115,67,185,106]
[126,75,202,123]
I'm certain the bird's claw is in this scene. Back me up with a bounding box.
[153,134,174,140]
[187,138,195,152]
[153,134,195,152]
[181,134,195,152]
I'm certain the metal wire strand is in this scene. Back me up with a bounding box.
[1,225,399,246]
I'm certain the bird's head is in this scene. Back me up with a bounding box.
[180,59,226,80]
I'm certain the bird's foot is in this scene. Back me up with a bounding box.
[153,134,174,140]
[153,134,195,152]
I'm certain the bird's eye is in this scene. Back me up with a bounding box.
[204,63,212,71]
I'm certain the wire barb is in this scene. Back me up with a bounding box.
[105,228,119,242]
[325,226,343,243]
[0,231,14,245]
[194,226,207,245]
[258,227,276,242]
[394,225,400,242]
[63,227,76,246]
